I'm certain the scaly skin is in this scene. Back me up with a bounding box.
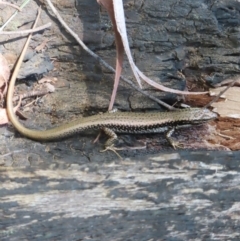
[6,11,217,145]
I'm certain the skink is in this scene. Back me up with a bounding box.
[6,17,217,148]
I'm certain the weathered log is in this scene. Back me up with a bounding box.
[1,151,240,240]
[0,1,240,239]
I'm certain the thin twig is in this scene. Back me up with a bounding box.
[0,23,51,35]
[13,90,51,102]
[23,97,39,108]
[45,0,175,110]
[0,1,21,11]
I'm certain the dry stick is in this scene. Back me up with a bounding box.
[13,90,52,102]
[23,97,39,108]
[0,23,51,35]
[45,0,175,110]
[0,1,22,11]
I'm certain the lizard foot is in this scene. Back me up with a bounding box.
[170,140,184,149]
[100,145,123,159]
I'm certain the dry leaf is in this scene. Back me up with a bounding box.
[0,54,10,88]
[210,87,240,118]
[0,106,18,125]
[97,0,205,110]
[3,52,18,67]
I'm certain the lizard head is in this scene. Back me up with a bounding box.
[190,108,218,124]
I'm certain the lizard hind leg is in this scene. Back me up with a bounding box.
[102,127,118,147]
[100,127,122,159]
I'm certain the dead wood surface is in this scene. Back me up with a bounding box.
[0,1,240,240]
[1,150,240,241]
[1,0,239,151]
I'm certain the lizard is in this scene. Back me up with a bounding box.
[6,9,217,152]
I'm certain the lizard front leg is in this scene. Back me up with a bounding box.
[166,127,184,149]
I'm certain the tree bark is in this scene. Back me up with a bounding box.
[0,1,240,239]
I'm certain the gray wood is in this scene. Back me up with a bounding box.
[0,0,239,240]
[1,151,240,240]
